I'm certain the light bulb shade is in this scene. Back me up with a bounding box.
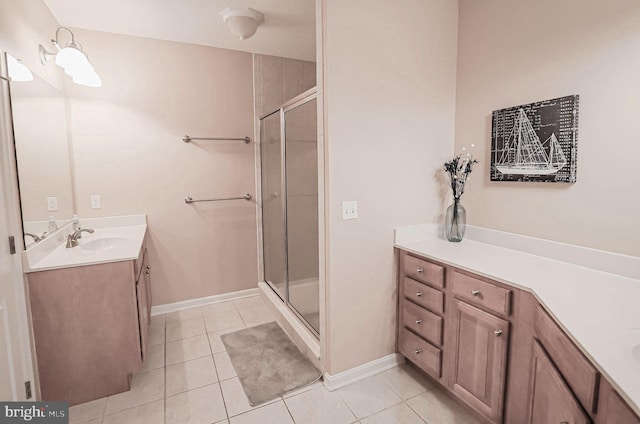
[72,64,102,87]
[220,7,264,40]
[55,46,89,72]
[6,54,34,82]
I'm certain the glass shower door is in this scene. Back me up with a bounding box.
[260,111,287,300]
[284,97,319,334]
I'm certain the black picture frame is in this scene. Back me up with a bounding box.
[490,95,579,183]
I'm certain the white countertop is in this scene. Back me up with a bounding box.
[23,215,147,273]
[394,225,640,415]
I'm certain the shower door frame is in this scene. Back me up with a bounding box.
[259,87,320,338]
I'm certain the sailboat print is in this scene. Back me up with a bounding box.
[496,108,567,175]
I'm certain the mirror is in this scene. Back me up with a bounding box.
[6,53,74,247]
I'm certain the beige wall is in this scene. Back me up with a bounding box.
[323,0,459,374]
[66,30,258,305]
[455,0,640,256]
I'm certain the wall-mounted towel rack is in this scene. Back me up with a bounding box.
[185,194,252,204]
[182,135,251,144]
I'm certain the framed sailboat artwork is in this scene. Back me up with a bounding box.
[491,95,579,183]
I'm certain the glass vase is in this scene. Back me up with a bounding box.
[445,198,466,242]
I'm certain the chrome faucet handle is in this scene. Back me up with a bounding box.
[72,228,94,239]
[65,234,77,248]
[66,228,95,248]
[25,232,42,242]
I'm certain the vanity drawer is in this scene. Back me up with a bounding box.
[403,255,444,289]
[403,299,443,346]
[534,305,599,413]
[403,277,444,315]
[452,271,511,316]
[399,328,441,379]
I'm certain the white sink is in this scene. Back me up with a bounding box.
[80,237,129,251]
[22,216,147,272]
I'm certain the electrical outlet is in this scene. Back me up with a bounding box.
[90,195,102,209]
[342,200,358,220]
[46,196,58,211]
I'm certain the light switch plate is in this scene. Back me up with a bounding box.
[90,195,101,209]
[46,196,58,211]
[342,200,358,220]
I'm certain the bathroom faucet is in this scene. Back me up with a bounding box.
[66,228,95,248]
[25,232,46,242]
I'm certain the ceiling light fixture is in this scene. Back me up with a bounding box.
[40,27,102,88]
[220,7,264,40]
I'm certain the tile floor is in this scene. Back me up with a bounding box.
[69,295,480,424]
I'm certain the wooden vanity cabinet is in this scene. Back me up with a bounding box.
[450,299,510,423]
[596,379,640,424]
[135,247,151,360]
[27,236,151,405]
[528,340,590,424]
[532,305,599,415]
[397,253,446,381]
[396,249,640,424]
[530,305,640,424]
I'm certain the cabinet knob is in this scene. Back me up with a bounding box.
[146,265,151,270]
[145,270,151,274]
[416,292,422,297]
[471,289,480,296]
[416,267,424,273]
[495,329,503,337]
[415,319,422,325]
[414,349,422,355]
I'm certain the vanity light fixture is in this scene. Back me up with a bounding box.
[39,27,102,88]
[3,54,34,82]
[220,7,264,40]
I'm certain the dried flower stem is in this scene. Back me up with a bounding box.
[444,155,478,200]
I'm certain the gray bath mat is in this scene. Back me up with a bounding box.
[221,321,321,406]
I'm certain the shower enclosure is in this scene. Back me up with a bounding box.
[260,88,319,335]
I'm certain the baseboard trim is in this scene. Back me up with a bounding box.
[150,287,260,316]
[323,353,405,391]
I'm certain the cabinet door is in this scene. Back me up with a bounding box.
[529,340,590,424]
[451,299,509,423]
[596,379,640,424]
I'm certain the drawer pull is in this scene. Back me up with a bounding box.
[415,319,422,325]
[417,267,424,273]
[414,349,422,355]
[471,289,480,296]
[495,329,503,337]
[416,292,423,297]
